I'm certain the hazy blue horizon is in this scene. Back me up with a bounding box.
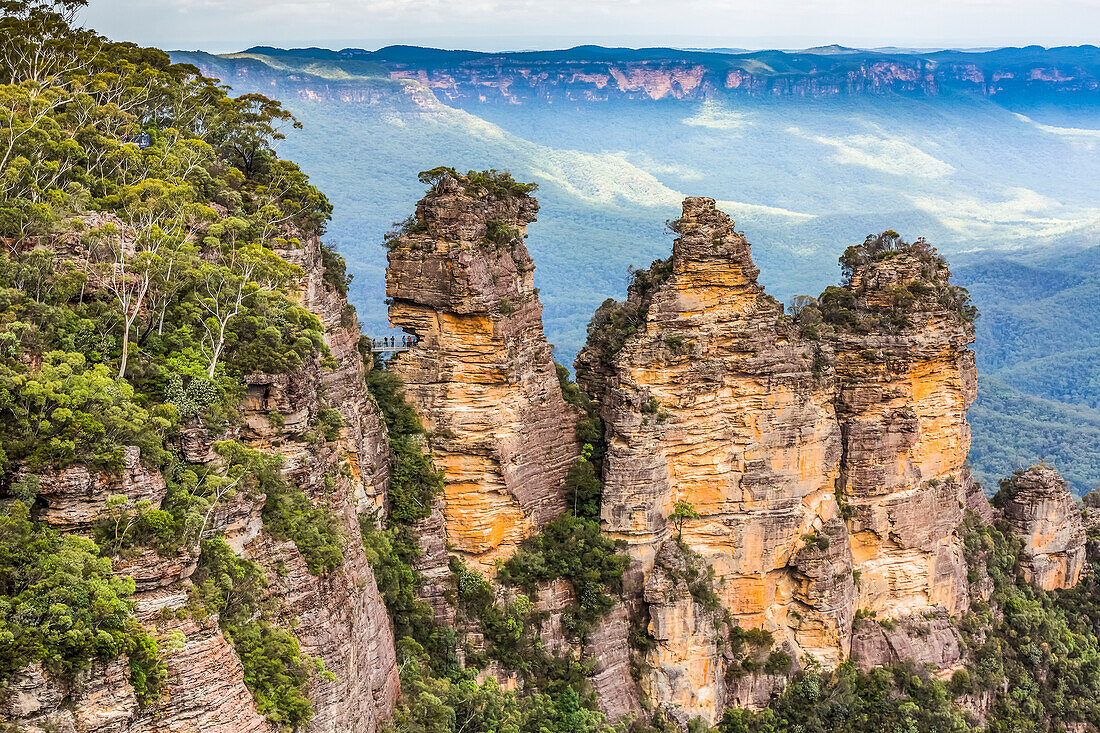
[84,0,1100,55]
[168,40,1060,56]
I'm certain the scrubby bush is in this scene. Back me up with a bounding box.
[0,502,164,703]
[500,515,628,639]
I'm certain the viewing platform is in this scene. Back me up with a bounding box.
[367,337,418,354]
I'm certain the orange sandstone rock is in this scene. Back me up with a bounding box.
[996,465,1086,591]
[576,201,983,723]
[386,174,579,574]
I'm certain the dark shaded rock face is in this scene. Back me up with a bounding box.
[575,198,985,722]
[850,608,963,672]
[385,175,578,575]
[997,465,1086,591]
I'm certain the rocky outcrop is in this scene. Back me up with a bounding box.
[576,200,981,723]
[236,232,400,732]
[577,198,852,722]
[833,242,977,618]
[1,660,142,733]
[583,603,642,721]
[996,465,1086,591]
[131,616,271,733]
[385,174,578,574]
[850,608,962,672]
[642,540,728,721]
[27,445,167,529]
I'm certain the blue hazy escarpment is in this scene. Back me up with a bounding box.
[171,45,1100,492]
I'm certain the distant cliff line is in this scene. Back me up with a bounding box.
[182,44,1100,103]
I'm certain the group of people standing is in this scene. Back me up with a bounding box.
[372,334,419,349]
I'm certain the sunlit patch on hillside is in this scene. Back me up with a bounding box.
[433,101,812,219]
[910,187,1100,239]
[787,125,955,179]
[621,153,704,181]
[682,103,754,130]
[1013,112,1100,151]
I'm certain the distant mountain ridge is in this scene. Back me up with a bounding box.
[230,43,1100,103]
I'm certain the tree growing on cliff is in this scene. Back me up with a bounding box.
[196,241,295,378]
[669,500,700,540]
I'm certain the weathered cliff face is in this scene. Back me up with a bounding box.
[576,200,982,723]
[385,55,1099,104]
[235,233,399,733]
[850,607,962,672]
[997,465,1086,591]
[385,175,578,574]
[833,248,977,618]
[576,198,853,721]
[642,540,728,722]
[4,232,398,733]
[178,46,1100,113]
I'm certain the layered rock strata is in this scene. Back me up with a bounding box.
[576,198,853,720]
[832,245,977,618]
[5,230,399,733]
[575,199,981,723]
[850,608,963,672]
[996,465,1086,591]
[386,175,578,573]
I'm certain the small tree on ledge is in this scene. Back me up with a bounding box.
[669,500,700,540]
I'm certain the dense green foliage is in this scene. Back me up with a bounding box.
[365,366,444,522]
[0,501,164,702]
[363,366,629,731]
[191,537,325,730]
[500,514,628,639]
[960,517,1100,729]
[0,3,346,722]
[955,245,1100,494]
[417,166,538,200]
[388,655,614,733]
[968,375,1100,494]
[556,363,605,520]
[802,231,977,335]
[0,349,173,472]
[717,662,970,733]
[261,469,345,575]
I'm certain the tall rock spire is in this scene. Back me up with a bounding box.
[385,171,579,574]
[831,233,978,617]
[577,198,853,721]
[576,203,983,723]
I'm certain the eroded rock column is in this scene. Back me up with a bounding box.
[832,246,977,618]
[997,465,1086,591]
[386,174,578,573]
[576,198,851,722]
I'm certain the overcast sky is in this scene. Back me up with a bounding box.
[82,0,1100,53]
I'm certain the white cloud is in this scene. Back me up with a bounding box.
[423,98,814,218]
[909,187,1100,239]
